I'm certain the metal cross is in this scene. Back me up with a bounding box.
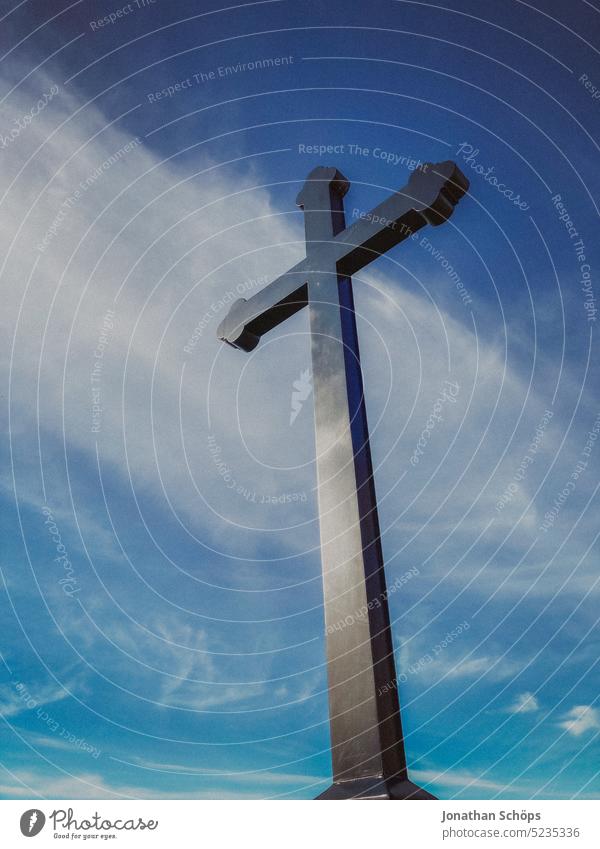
[217,161,469,799]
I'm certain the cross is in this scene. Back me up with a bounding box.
[217,161,469,799]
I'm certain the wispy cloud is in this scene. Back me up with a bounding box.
[0,680,69,719]
[445,655,520,681]
[91,614,268,711]
[0,764,325,800]
[119,755,326,786]
[412,768,512,792]
[0,767,218,799]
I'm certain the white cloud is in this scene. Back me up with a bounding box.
[507,691,540,713]
[558,705,600,737]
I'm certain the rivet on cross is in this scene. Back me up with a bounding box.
[217,161,469,799]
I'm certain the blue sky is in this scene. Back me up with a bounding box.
[1,0,599,799]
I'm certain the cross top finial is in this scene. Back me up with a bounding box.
[295,166,350,209]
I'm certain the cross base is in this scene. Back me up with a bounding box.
[316,777,436,800]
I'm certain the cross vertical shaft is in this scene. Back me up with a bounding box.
[297,168,432,799]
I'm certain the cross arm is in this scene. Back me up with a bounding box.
[216,259,310,351]
[332,160,469,276]
[216,161,469,352]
